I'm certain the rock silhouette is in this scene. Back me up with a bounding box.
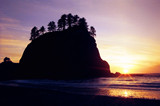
[20,26,111,79]
[0,57,19,80]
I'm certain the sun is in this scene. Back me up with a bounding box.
[123,69,129,74]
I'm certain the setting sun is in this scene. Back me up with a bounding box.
[123,69,129,74]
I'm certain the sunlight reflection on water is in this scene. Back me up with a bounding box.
[97,88,160,100]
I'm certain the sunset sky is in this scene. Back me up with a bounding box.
[0,0,160,74]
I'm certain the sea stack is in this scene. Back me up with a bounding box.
[20,26,111,79]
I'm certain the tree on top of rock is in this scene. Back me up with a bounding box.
[67,13,74,28]
[29,13,96,41]
[48,21,56,32]
[39,26,45,35]
[61,14,67,31]
[90,26,96,37]
[30,26,39,41]
[57,19,63,31]
[78,18,88,30]
[73,15,79,26]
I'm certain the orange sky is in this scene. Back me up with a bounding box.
[0,0,160,74]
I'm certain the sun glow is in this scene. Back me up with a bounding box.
[123,69,129,74]
[117,54,135,74]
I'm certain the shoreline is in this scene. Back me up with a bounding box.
[0,85,160,106]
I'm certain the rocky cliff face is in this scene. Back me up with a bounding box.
[20,27,110,79]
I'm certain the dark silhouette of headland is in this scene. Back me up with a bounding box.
[1,13,114,80]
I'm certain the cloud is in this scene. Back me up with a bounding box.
[0,17,19,23]
[0,38,29,63]
[0,14,31,41]
[0,16,30,32]
[0,38,29,47]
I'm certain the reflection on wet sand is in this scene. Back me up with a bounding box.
[97,88,160,100]
[124,91,128,97]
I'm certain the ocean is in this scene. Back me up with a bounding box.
[0,73,160,100]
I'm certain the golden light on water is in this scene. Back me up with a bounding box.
[124,91,128,97]
[98,88,160,100]
[97,73,160,100]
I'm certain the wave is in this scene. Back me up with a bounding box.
[0,74,160,92]
[0,79,160,92]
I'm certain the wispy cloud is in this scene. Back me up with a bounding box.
[0,38,29,47]
[0,16,30,32]
[0,17,19,23]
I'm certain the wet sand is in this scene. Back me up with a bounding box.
[0,85,160,106]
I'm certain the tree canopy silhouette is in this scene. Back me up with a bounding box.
[67,13,74,28]
[61,14,67,31]
[48,21,56,32]
[57,18,63,31]
[30,26,39,40]
[78,18,88,30]
[90,26,96,37]
[73,15,79,26]
[29,13,96,41]
[39,26,45,35]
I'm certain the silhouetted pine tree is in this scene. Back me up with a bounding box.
[48,21,56,32]
[78,18,88,30]
[29,14,96,40]
[39,26,45,35]
[57,19,63,31]
[61,14,67,31]
[36,30,40,38]
[30,26,39,40]
[90,26,96,37]
[73,15,79,26]
[67,13,74,28]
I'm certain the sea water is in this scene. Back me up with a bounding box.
[1,73,160,100]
